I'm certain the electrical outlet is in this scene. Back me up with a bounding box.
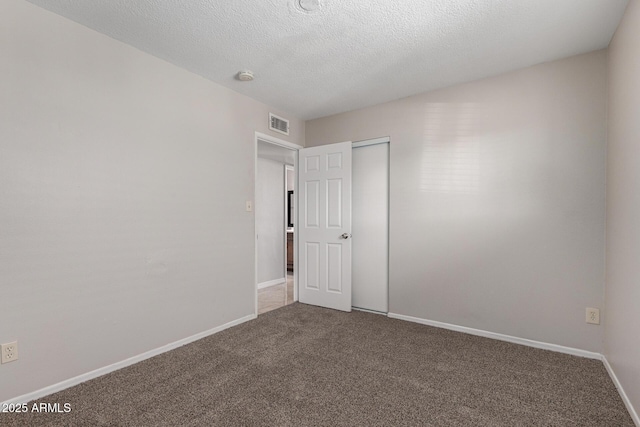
[1,341,18,364]
[586,308,600,325]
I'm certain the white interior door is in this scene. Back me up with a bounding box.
[298,141,352,312]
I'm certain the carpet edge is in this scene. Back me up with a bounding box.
[0,313,257,406]
[603,356,640,426]
[387,312,602,359]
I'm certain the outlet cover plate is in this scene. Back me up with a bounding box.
[586,308,600,325]
[1,341,18,364]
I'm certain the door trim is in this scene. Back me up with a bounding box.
[352,136,390,148]
[256,132,303,150]
[254,132,301,316]
[285,164,295,287]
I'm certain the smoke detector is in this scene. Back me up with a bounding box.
[237,71,254,81]
[298,0,321,12]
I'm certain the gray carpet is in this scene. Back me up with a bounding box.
[1,303,633,426]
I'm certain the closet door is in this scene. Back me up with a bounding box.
[352,141,389,313]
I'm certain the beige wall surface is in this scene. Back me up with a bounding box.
[0,0,303,402]
[307,51,608,353]
[606,0,640,418]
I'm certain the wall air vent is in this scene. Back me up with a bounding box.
[269,113,290,135]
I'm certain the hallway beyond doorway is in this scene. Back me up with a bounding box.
[258,272,294,315]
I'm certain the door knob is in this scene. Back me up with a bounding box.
[340,233,352,239]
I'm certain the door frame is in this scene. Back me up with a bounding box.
[254,131,302,316]
[284,164,295,280]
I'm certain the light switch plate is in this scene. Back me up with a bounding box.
[246,201,253,212]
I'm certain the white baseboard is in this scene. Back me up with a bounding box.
[603,356,640,426]
[1,313,256,406]
[387,312,601,360]
[352,307,387,315]
[257,277,286,289]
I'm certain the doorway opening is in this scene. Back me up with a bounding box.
[255,132,301,315]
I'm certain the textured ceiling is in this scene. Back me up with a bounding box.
[26,0,629,120]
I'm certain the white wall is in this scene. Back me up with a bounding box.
[256,158,286,284]
[0,0,303,402]
[306,51,607,352]
[606,0,640,418]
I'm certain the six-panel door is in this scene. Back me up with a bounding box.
[298,141,352,312]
